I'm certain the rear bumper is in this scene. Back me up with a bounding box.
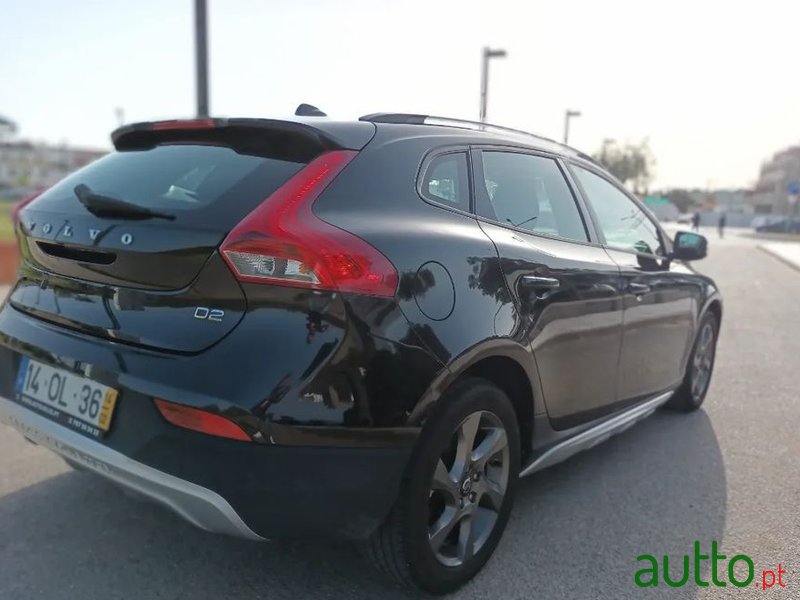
[0,295,422,540]
[0,395,264,540]
[0,394,413,540]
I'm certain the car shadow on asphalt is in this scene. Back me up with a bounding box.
[0,409,724,600]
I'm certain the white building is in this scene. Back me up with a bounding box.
[748,146,800,215]
[0,140,106,190]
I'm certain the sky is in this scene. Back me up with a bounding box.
[2,0,799,190]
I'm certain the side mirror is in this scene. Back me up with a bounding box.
[671,231,708,261]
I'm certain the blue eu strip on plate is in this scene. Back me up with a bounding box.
[15,356,29,393]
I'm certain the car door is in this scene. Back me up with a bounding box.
[472,148,625,429]
[569,163,696,401]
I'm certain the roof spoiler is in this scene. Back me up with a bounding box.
[111,118,351,162]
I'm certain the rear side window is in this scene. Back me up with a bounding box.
[477,151,588,242]
[420,152,470,211]
[30,144,306,229]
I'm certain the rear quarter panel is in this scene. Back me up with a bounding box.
[313,132,543,422]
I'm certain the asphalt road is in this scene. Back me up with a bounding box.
[1,228,798,599]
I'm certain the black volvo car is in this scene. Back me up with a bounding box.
[0,113,720,593]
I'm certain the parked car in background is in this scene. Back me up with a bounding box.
[751,215,784,230]
[754,217,800,233]
[0,113,722,593]
[676,212,694,225]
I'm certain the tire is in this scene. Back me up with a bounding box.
[363,377,520,594]
[665,311,719,412]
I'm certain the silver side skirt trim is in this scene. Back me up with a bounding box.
[519,391,674,477]
[0,396,265,541]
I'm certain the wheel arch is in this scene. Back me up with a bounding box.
[408,340,540,463]
[704,296,723,325]
[680,292,723,375]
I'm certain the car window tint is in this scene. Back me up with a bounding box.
[27,144,311,232]
[421,153,469,210]
[37,145,303,212]
[572,166,663,255]
[477,151,587,242]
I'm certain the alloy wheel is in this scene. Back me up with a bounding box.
[427,410,510,567]
[690,322,715,401]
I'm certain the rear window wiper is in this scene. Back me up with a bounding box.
[73,184,175,221]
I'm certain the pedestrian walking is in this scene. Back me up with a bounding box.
[692,212,701,231]
[718,212,726,238]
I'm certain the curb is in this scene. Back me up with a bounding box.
[758,245,800,274]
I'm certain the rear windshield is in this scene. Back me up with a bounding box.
[30,144,307,228]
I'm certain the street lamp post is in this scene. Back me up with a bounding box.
[479,47,507,123]
[563,109,581,144]
[600,138,615,165]
[195,0,210,118]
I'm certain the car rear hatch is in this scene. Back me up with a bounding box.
[10,118,376,353]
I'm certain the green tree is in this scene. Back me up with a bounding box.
[593,139,655,194]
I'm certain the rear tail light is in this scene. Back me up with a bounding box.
[154,398,252,442]
[220,150,398,297]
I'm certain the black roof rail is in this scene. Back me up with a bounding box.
[360,113,428,124]
[359,113,593,160]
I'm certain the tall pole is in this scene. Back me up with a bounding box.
[479,47,507,123]
[479,50,489,123]
[563,109,581,144]
[195,0,209,118]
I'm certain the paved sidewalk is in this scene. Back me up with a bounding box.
[760,242,800,272]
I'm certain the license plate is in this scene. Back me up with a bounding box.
[14,357,118,439]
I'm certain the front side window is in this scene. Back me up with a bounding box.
[477,151,588,243]
[420,152,470,211]
[572,166,663,256]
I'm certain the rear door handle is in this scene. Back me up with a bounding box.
[628,282,651,295]
[518,275,560,297]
